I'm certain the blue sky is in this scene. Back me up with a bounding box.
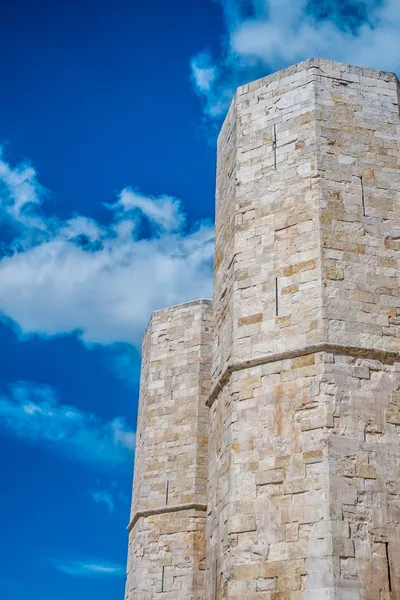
[0,1,399,599]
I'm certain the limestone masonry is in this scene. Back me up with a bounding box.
[124,58,400,599]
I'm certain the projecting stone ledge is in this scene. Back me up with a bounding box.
[208,342,400,407]
[127,502,208,532]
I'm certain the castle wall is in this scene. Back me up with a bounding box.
[125,300,212,600]
[316,61,400,598]
[212,59,324,391]
[207,59,400,599]
[315,63,400,349]
[207,351,400,599]
[325,353,400,596]
[207,352,332,598]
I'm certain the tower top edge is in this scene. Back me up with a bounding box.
[142,298,212,337]
[236,57,399,96]
[217,57,399,143]
[151,298,212,316]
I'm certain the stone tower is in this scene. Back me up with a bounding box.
[125,300,212,598]
[125,59,400,599]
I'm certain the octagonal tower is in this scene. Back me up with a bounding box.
[207,58,400,599]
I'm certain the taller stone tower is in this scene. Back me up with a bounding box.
[126,59,400,600]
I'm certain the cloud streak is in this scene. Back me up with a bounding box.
[191,0,400,118]
[51,559,125,577]
[0,149,214,347]
[0,382,135,468]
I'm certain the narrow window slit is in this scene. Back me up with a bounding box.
[273,124,277,169]
[360,176,366,217]
[214,559,218,600]
[385,542,392,592]
[161,566,165,592]
[165,480,169,506]
[275,278,279,317]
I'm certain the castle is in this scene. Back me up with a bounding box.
[124,59,400,599]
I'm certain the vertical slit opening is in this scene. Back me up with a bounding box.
[214,559,218,600]
[273,124,277,169]
[360,175,366,217]
[385,542,392,592]
[275,277,279,317]
[165,480,169,506]
[161,566,165,592]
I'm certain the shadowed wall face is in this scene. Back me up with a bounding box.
[125,300,212,600]
[208,59,400,599]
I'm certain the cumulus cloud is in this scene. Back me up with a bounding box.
[192,0,400,117]
[0,382,135,467]
[51,559,125,577]
[0,150,214,347]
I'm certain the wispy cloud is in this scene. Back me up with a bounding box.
[0,382,135,468]
[0,149,214,348]
[91,489,115,514]
[190,52,219,93]
[51,559,125,577]
[105,344,141,391]
[191,0,400,118]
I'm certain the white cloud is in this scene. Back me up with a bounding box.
[0,150,214,347]
[0,148,43,224]
[52,559,125,577]
[190,52,219,92]
[113,189,184,231]
[192,0,400,117]
[91,490,115,514]
[0,382,135,467]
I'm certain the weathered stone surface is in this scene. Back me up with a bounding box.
[125,58,400,599]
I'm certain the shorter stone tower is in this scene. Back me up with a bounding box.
[125,59,400,599]
[125,300,212,599]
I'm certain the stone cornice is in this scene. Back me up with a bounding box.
[207,343,400,408]
[127,502,207,532]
